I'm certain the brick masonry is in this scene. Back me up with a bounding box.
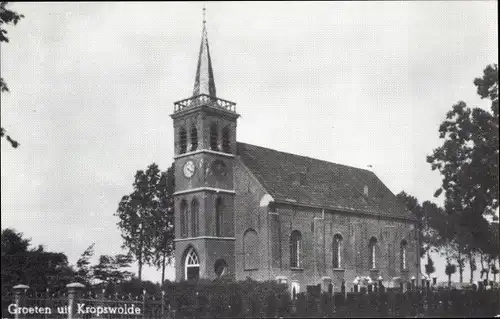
[171,104,419,290]
[233,158,419,292]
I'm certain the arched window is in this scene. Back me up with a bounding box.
[400,239,408,270]
[291,282,300,299]
[333,234,343,269]
[210,123,218,151]
[290,230,302,268]
[180,200,188,237]
[243,229,259,270]
[179,127,187,154]
[369,237,378,269]
[214,259,227,278]
[190,126,198,151]
[222,126,231,153]
[184,247,200,281]
[215,197,223,237]
[191,198,199,237]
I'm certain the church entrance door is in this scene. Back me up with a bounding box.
[185,248,200,280]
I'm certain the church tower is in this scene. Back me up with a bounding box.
[171,9,239,281]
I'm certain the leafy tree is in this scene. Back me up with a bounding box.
[1,228,31,255]
[151,163,175,286]
[115,163,168,280]
[449,241,467,283]
[427,64,499,247]
[445,262,456,288]
[74,243,95,284]
[491,263,499,282]
[92,254,133,285]
[1,229,74,292]
[425,255,435,279]
[1,2,24,148]
[396,192,448,256]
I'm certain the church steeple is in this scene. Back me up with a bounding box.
[193,7,216,97]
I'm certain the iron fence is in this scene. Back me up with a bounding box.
[2,283,499,318]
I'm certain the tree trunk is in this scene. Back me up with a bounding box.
[486,256,491,281]
[161,250,166,287]
[458,250,463,283]
[480,252,485,279]
[138,236,143,281]
[138,221,144,281]
[468,252,474,284]
[448,274,451,288]
[138,257,143,281]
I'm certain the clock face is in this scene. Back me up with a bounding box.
[211,159,227,176]
[183,160,196,178]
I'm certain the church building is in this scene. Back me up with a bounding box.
[171,16,420,293]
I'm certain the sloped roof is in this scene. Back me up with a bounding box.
[192,21,216,97]
[237,142,415,221]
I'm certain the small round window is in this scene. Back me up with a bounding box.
[214,259,228,278]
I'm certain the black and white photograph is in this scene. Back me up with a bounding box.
[1,1,498,318]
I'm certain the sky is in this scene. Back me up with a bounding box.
[1,1,498,284]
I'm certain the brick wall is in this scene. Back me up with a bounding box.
[233,160,419,292]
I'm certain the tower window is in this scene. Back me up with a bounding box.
[333,234,343,269]
[180,200,188,238]
[369,237,378,269]
[179,127,187,154]
[215,197,223,237]
[190,126,198,151]
[222,126,231,153]
[290,230,302,268]
[210,123,218,151]
[191,198,199,237]
[400,239,408,270]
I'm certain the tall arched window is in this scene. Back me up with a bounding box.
[290,230,302,268]
[180,200,188,238]
[369,237,378,269]
[222,126,231,153]
[210,123,218,151]
[190,126,198,151]
[215,197,223,237]
[400,239,408,270]
[333,234,343,269]
[191,198,199,237]
[179,127,187,154]
[243,229,259,270]
[184,247,200,281]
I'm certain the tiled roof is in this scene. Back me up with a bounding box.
[237,142,415,221]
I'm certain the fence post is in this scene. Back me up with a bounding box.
[142,289,146,319]
[161,290,165,318]
[66,282,85,319]
[45,287,50,319]
[12,284,29,319]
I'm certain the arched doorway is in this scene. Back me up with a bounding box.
[184,247,200,281]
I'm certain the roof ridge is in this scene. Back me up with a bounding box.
[237,141,373,174]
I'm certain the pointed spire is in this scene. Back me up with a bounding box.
[193,6,216,97]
